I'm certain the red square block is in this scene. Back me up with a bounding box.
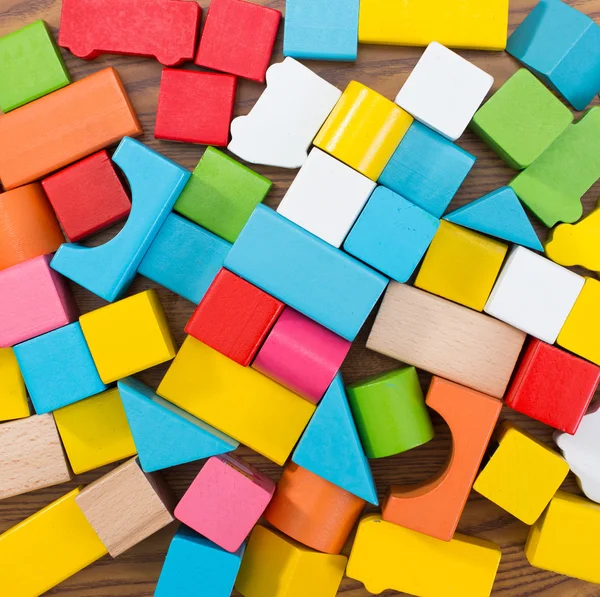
[195,0,281,83]
[155,69,236,146]
[42,151,131,242]
[185,268,284,366]
[505,339,600,434]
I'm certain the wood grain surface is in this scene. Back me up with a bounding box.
[1,1,599,595]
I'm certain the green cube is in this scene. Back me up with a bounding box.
[470,69,573,170]
[174,147,272,243]
[0,20,71,113]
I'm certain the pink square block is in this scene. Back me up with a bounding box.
[175,454,275,552]
[0,255,78,348]
[253,308,351,403]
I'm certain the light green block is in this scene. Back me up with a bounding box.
[174,147,272,243]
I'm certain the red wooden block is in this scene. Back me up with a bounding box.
[505,339,600,434]
[42,151,131,242]
[185,268,284,366]
[195,0,281,83]
[58,0,201,67]
[154,69,237,146]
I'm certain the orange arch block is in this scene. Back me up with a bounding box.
[382,377,501,541]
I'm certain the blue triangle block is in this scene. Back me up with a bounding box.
[292,374,378,505]
[118,378,238,473]
[445,187,543,251]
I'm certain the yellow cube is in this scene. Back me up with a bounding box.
[415,221,507,311]
[314,81,413,180]
[0,347,30,421]
[80,289,176,383]
[474,422,569,524]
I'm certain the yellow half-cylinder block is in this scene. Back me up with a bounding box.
[358,0,509,50]
[313,81,413,181]
[0,487,108,597]
[347,514,501,597]
[157,336,316,465]
[0,347,30,421]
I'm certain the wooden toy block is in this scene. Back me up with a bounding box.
[0,183,64,272]
[235,525,347,597]
[445,187,543,251]
[185,269,284,367]
[75,457,175,557]
[59,0,201,66]
[507,0,600,111]
[79,289,176,384]
[158,336,315,466]
[139,213,231,304]
[395,42,494,142]
[474,422,569,524]
[195,0,281,83]
[0,67,142,191]
[175,454,275,552]
[0,254,78,348]
[283,0,358,61]
[0,413,71,500]
[470,69,574,170]
[378,121,475,217]
[347,367,434,459]
[292,375,378,505]
[347,514,501,597]
[229,58,342,169]
[0,487,107,597]
[174,147,272,244]
[0,20,70,113]
[383,377,501,541]
[41,150,131,242]
[277,148,376,248]
[225,205,388,341]
[484,246,584,344]
[119,377,238,473]
[51,137,190,302]
[0,348,29,422]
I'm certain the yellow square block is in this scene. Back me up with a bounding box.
[53,388,137,474]
[415,221,507,311]
[0,347,30,421]
[157,336,315,466]
[474,422,569,524]
[0,487,108,597]
[358,0,509,50]
[80,289,176,383]
[313,81,413,180]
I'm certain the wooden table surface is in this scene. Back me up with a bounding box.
[2,1,600,595]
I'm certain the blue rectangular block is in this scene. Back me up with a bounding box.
[225,205,388,341]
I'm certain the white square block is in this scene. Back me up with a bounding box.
[277,148,376,247]
[395,42,494,141]
[484,246,584,344]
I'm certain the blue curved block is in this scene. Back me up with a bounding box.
[51,138,190,302]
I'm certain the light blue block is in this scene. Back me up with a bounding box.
[378,121,476,217]
[507,0,600,111]
[14,322,107,414]
[283,0,359,61]
[344,186,439,282]
[155,525,244,597]
[224,205,388,341]
[138,213,230,304]
[118,377,238,473]
[445,187,543,251]
[293,375,377,505]
[51,138,190,302]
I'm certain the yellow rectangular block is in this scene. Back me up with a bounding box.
[0,487,108,597]
[157,336,316,465]
[0,347,30,421]
[358,0,509,50]
[347,514,501,596]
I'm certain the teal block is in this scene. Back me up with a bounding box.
[118,377,238,473]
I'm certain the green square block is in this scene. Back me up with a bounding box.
[0,20,71,113]
[471,69,573,170]
[174,147,272,243]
